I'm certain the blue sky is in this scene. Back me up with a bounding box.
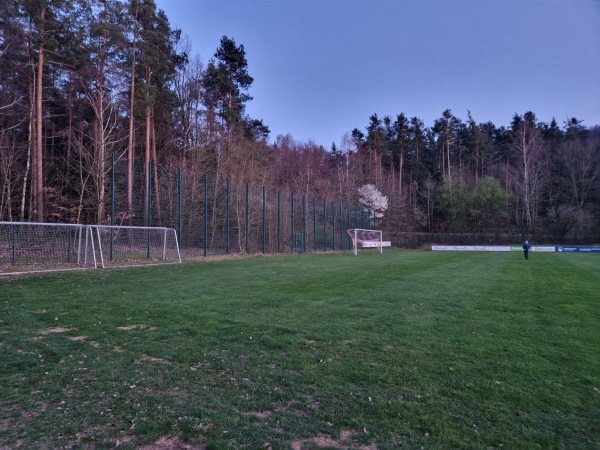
[155,0,600,147]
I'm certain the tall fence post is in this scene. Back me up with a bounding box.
[111,153,115,224]
[177,168,182,251]
[313,197,317,252]
[339,203,343,250]
[204,173,208,257]
[332,201,335,251]
[11,224,16,265]
[323,198,327,252]
[246,182,249,254]
[110,153,115,260]
[67,225,72,263]
[147,161,152,259]
[226,178,230,255]
[147,161,152,229]
[348,206,351,248]
[263,186,266,254]
[277,189,281,253]
[303,195,307,253]
[291,192,295,253]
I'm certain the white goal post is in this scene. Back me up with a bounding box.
[347,228,384,255]
[90,224,181,268]
[0,222,181,275]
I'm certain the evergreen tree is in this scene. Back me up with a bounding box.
[130,0,184,221]
[391,113,410,199]
[203,35,253,147]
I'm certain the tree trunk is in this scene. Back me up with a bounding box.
[127,3,138,216]
[34,6,46,222]
[398,150,404,201]
[144,101,151,223]
[21,54,35,222]
[151,109,162,223]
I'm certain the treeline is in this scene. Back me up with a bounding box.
[348,111,600,241]
[0,0,599,242]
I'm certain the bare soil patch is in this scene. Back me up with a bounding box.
[138,437,205,449]
[290,429,378,450]
[117,324,157,331]
[38,327,74,334]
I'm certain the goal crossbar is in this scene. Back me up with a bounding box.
[347,228,383,255]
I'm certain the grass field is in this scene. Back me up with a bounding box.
[1,250,599,449]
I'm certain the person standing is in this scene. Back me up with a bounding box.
[523,240,531,260]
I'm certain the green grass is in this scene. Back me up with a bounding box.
[1,250,599,449]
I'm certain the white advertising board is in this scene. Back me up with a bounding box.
[361,241,391,248]
[432,245,511,252]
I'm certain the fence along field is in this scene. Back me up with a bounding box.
[0,222,181,274]
[1,250,598,449]
[0,164,376,275]
[0,168,377,274]
[45,160,376,258]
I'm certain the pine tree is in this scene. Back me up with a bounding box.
[203,35,253,148]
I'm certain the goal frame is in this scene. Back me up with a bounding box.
[347,228,383,256]
[1,221,181,275]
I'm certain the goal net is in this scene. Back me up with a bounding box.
[347,228,383,255]
[91,225,180,268]
[0,222,180,274]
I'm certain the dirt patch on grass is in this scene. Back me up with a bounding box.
[190,362,212,371]
[243,410,273,421]
[290,429,378,450]
[137,355,170,364]
[276,399,301,413]
[117,324,157,331]
[242,400,303,425]
[138,437,205,449]
[68,336,100,347]
[38,327,74,334]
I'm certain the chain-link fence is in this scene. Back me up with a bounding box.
[107,159,375,258]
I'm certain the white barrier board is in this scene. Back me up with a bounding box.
[361,241,392,248]
[432,245,511,252]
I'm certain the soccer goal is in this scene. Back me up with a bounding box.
[0,222,181,274]
[90,225,181,268]
[347,228,383,255]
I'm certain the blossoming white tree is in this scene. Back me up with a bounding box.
[358,184,388,223]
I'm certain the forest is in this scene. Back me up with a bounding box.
[1,0,599,247]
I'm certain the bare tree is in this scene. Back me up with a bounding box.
[561,137,599,210]
[421,176,437,233]
[512,119,546,234]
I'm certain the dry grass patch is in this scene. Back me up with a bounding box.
[138,436,205,449]
[137,355,170,364]
[117,324,157,331]
[37,327,74,334]
[290,429,378,450]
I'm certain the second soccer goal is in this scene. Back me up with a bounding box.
[346,228,383,255]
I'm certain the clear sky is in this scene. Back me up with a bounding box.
[155,0,600,148]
